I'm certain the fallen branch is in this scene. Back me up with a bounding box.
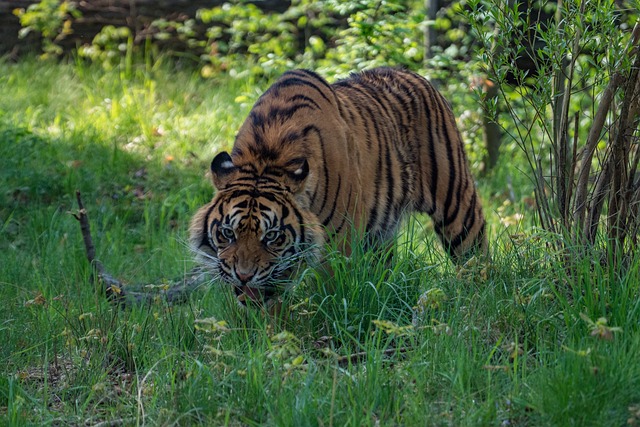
[71,190,208,307]
[337,347,407,366]
[335,347,409,367]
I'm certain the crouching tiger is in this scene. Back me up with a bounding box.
[190,67,486,305]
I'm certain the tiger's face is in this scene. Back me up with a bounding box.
[190,152,324,306]
[206,193,306,304]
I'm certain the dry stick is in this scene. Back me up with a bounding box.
[72,190,207,306]
[72,190,129,304]
[335,347,408,367]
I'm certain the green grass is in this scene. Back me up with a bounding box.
[1,57,639,426]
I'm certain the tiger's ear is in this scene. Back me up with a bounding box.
[284,158,309,193]
[210,151,238,189]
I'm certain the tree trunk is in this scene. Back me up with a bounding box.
[423,0,439,62]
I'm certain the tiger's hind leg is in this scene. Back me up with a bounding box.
[432,189,487,263]
[415,173,487,264]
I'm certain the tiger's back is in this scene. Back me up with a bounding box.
[331,68,486,258]
[190,67,486,304]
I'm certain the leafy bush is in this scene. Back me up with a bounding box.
[77,26,133,70]
[14,0,447,78]
[188,0,430,78]
[13,0,80,58]
[467,0,640,263]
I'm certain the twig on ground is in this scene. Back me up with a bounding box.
[71,190,208,307]
[335,347,409,367]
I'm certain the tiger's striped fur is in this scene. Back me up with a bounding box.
[190,67,486,304]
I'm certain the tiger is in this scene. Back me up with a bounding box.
[190,67,486,306]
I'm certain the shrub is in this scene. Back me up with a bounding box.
[467,0,640,264]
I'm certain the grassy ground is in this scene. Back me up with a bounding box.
[1,58,640,426]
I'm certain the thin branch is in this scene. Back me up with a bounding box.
[567,112,579,222]
[573,72,623,228]
[72,191,125,303]
[335,347,408,367]
[587,158,611,244]
[71,190,208,307]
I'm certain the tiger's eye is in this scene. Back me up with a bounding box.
[220,227,235,240]
[263,230,281,244]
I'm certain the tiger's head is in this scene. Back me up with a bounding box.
[190,151,324,306]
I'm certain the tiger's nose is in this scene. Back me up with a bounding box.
[235,269,255,283]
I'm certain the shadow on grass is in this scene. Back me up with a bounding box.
[1,122,209,221]
[0,119,213,349]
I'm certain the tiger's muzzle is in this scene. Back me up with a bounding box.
[234,283,278,306]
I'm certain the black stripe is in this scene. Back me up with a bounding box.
[297,68,346,114]
[449,123,468,225]
[250,110,266,128]
[366,118,385,232]
[247,135,265,155]
[280,130,302,146]
[265,102,319,125]
[317,139,331,214]
[272,76,333,105]
[288,201,307,245]
[410,87,427,210]
[447,196,480,254]
[222,183,285,197]
[298,125,329,215]
[426,91,438,216]
[444,163,469,227]
[448,223,472,252]
[434,221,443,236]
[200,202,219,249]
[341,84,396,232]
[445,173,469,227]
[234,200,249,209]
[397,144,412,211]
[238,163,258,174]
[288,69,332,92]
[442,120,456,223]
[219,258,232,273]
[392,78,419,120]
[379,139,395,228]
[463,192,478,231]
[301,124,321,204]
[321,176,341,227]
[334,189,352,235]
[287,94,322,110]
